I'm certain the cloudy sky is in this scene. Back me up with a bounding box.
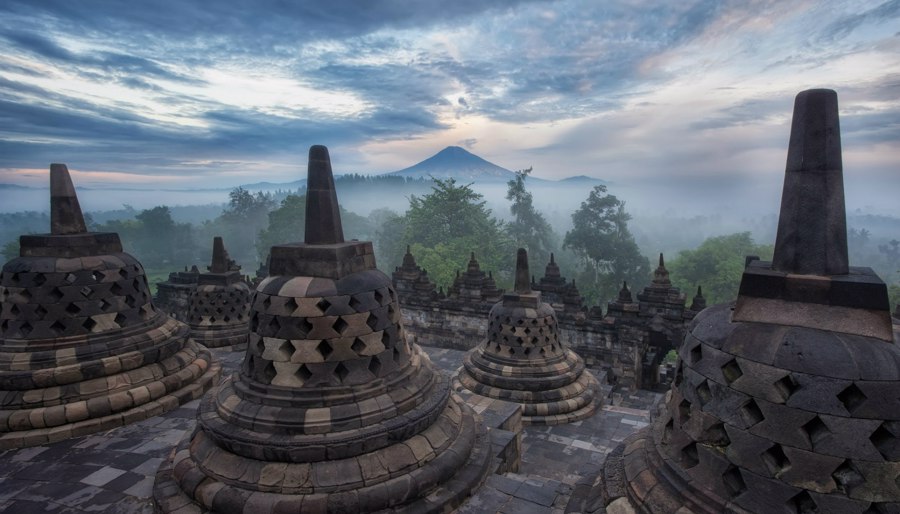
[0,0,898,210]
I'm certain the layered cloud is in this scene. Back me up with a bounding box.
[0,0,897,206]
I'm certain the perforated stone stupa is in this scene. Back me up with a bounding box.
[0,164,220,449]
[185,237,251,350]
[154,146,491,513]
[454,248,599,425]
[568,89,900,513]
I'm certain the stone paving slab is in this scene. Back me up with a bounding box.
[0,346,661,513]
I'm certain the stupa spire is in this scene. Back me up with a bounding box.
[304,145,344,244]
[50,163,87,235]
[515,247,531,293]
[209,236,228,273]
[773,89,848,275]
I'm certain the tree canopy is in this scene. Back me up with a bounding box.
[667,232,774,305]
[256,194,374,261]
[402,178,514,289]
[506,168,557,271]
[563,185,649,305]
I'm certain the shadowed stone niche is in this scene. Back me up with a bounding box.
[154,146,491,513]
[454,248,599,425]
[0,164,221,449]
[186,237,251,351]
[566,90,900,514]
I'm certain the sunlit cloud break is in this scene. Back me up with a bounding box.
[0,0,897,212]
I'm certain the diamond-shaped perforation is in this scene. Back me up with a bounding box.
[316,298,332,315]
[10,304,20,316]
[351,338,366,354]
[786,490,816,514]
[702,422,730,447]
[114,313,128,327]
[110,283,124,295]
[348,295,362,312]
[296,317,312,337]
[678,399,691,424]
[721,358,743,384]
[870,422,900,460]
[82,317,97,332]
[740,398,764,427]
[334,362,349,382]
[19,321,33,336]
[263,361,276,383]
[65,273,77,284]
[837,383,867,414]
[33,304,48,318]
[65,303,81,315]
[332,317,348,335]
[761,444,790,476]
[99,299,112,312]
[49,320,66,335]
[722,466,746,497]
[832,459,864,494]
[49,287,64,302]
[774,374,799,402]
[118,268,129,280]
[267,316,281,335]
[696,380,711,405]
[680,442,699,468]
[278,340,294,359]
[690,344,702,364]
[283,297,298,313]
[91,271,104,282]
[369,355,382,376]
[802,416,830,447]
[317,340,333,360]
[296,364,312,384]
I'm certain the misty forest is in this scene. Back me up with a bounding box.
[2,170,899,312]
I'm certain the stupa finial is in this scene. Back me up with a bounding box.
[304,145,344,245]
[50,163,87,235]
[210,237,228,273]
[773,89,848,275]
[515,247,531,293]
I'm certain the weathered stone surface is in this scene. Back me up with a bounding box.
[454,248,599,426]
[154,145,491,513]
[0,164,220,448]
[569,90,900,514]
[184,237,250,350]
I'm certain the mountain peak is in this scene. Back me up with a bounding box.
[385,146,516,182]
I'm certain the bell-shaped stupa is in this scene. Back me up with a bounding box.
[185,237,251,350]
[569,89,900,513]
[0,164,220,448]
[454,248,599,425]
[154,146,491,513]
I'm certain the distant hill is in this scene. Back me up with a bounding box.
[383,146,518,182]
[553,175,608,186]
[239,179,307,191]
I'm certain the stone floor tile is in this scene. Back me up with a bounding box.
[80,465,128,487]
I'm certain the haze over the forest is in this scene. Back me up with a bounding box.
[0,0,898,218]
